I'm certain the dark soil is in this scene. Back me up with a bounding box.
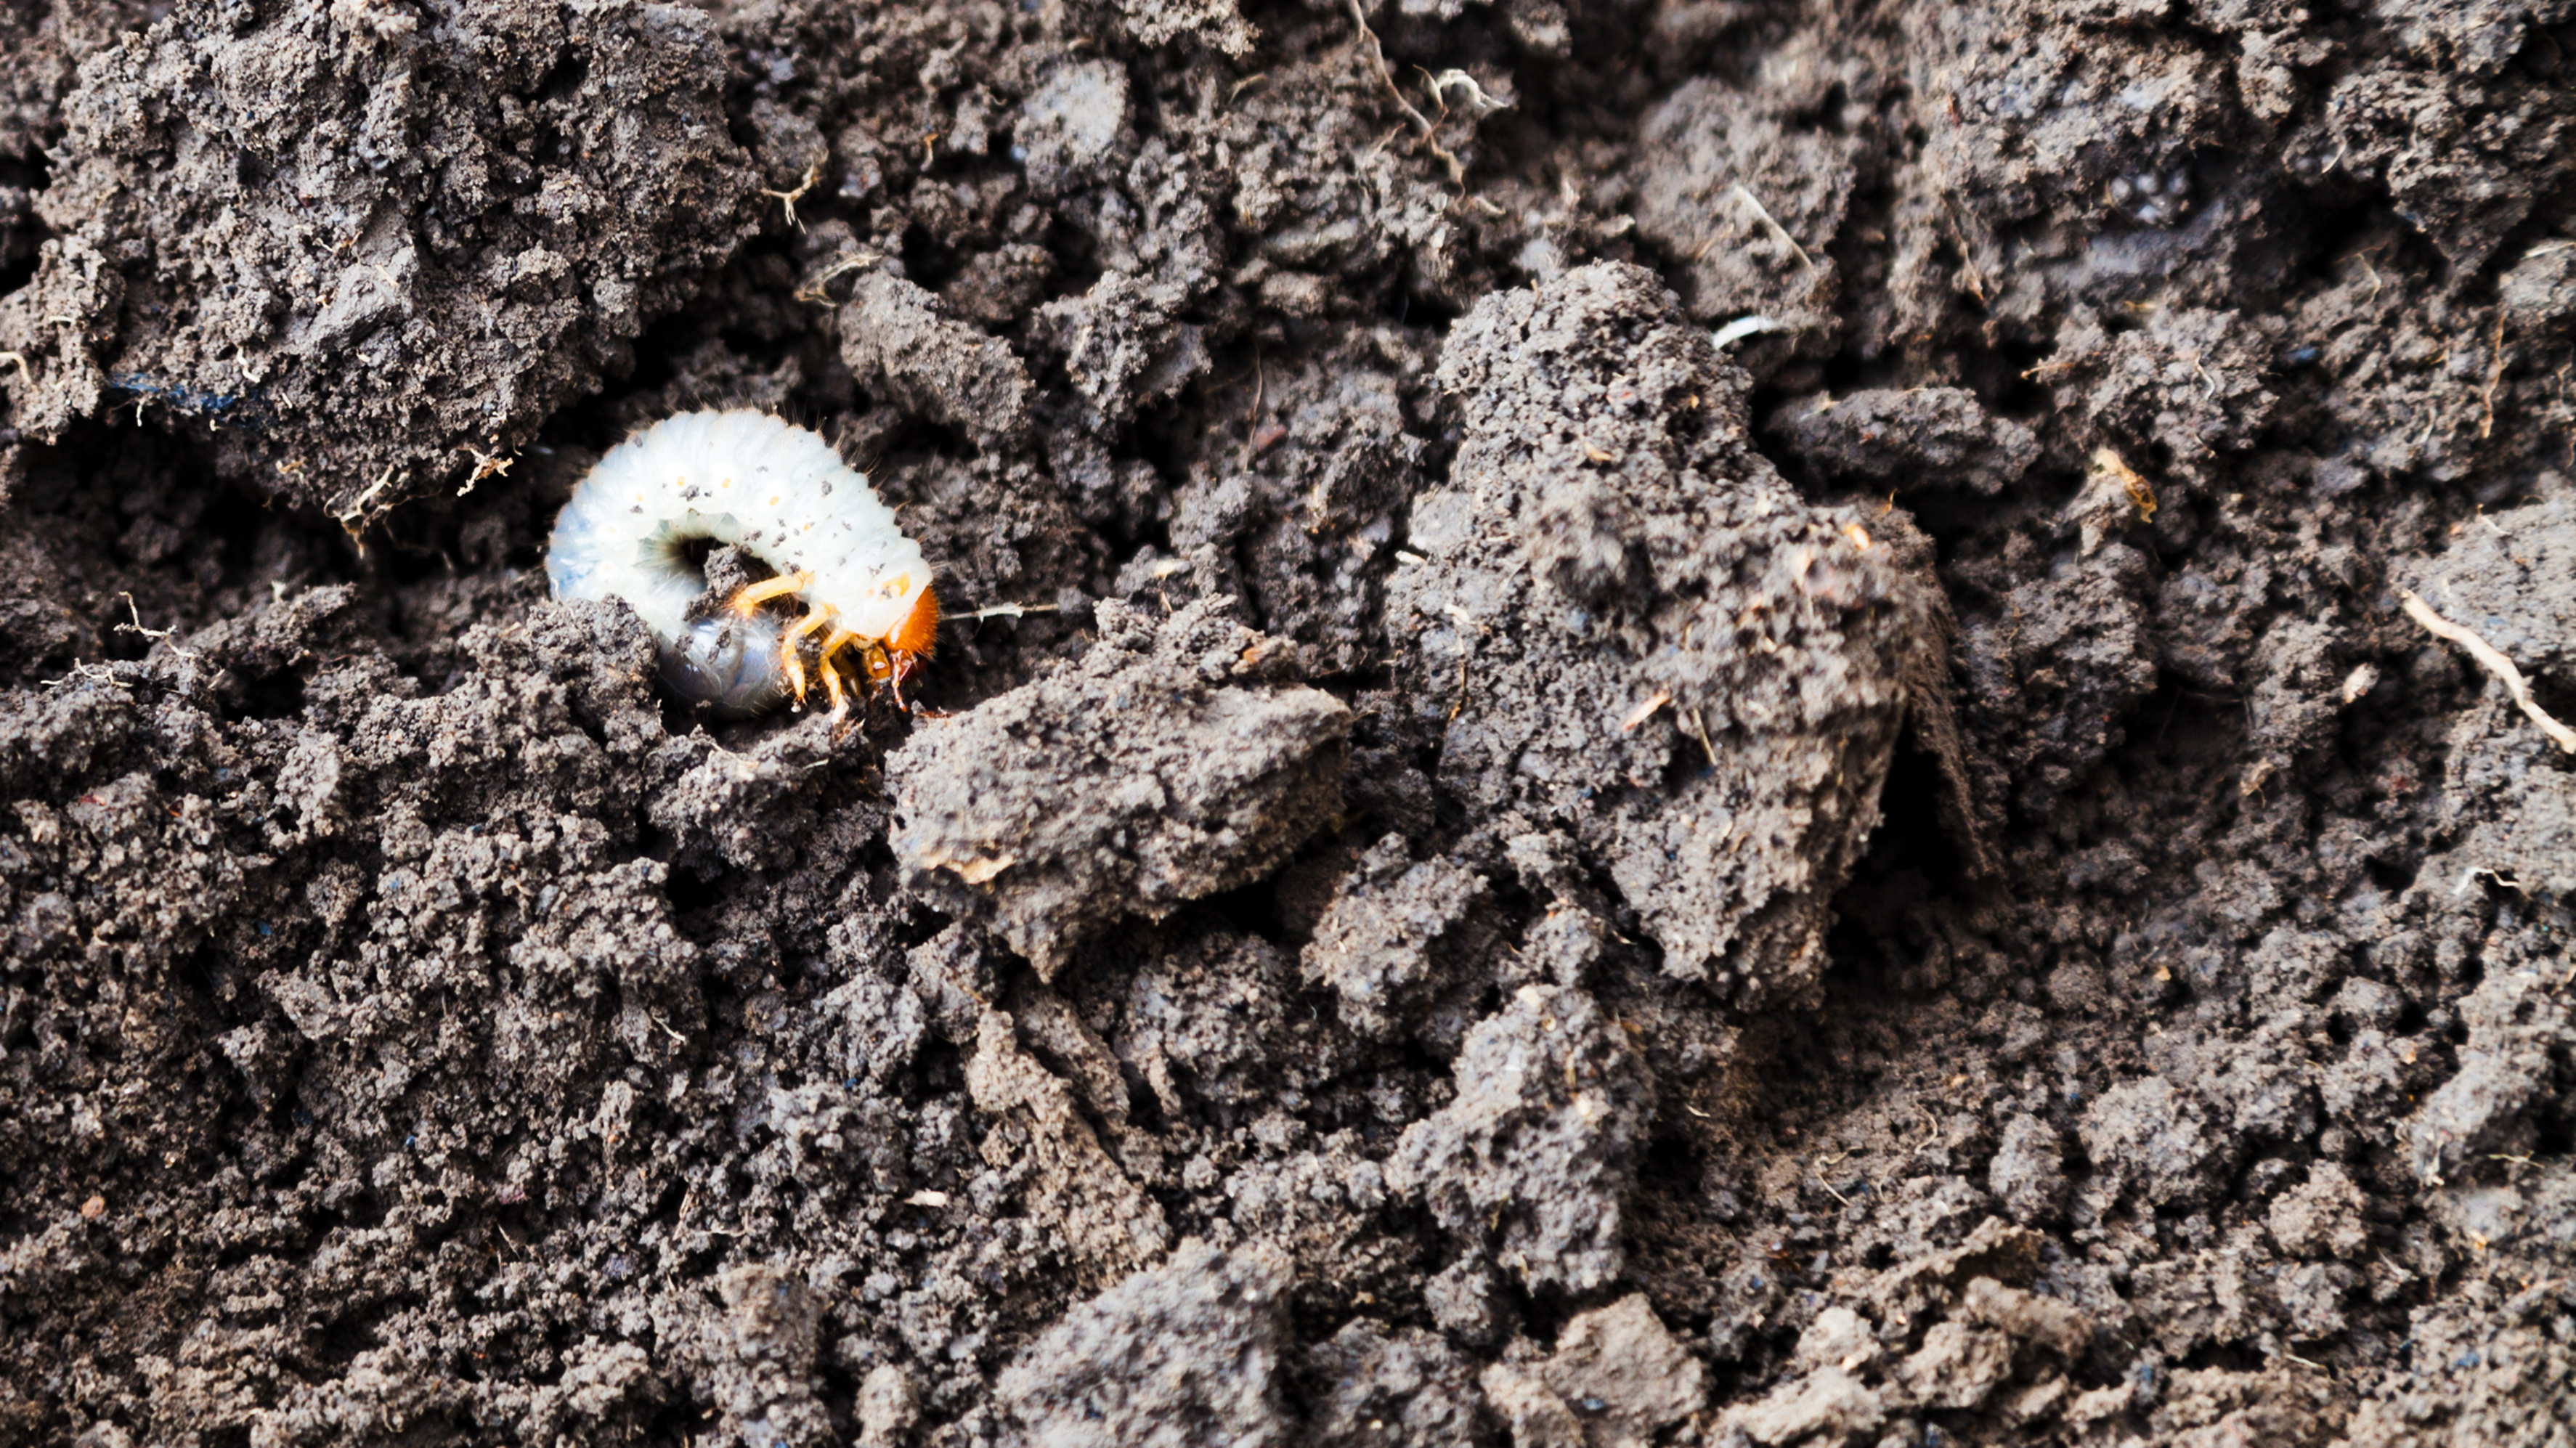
[4,0,2575,1442]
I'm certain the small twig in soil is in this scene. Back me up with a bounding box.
[2480,311,2508,440]
[458,444,515,496]
[2020,352,2092,383]
[795,251,882,306]
[1681,705,1720,767]
[1728,184,1816,272]
[2398,586,2576,753]
[760,159,823,230]
[1619,688,1672,732]
[1344,0,1466,187]
[334,463,403,535]
[115,592,200,662]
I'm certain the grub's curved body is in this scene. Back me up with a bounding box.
[545,410,938,715]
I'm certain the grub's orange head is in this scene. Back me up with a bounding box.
[887,582,938,680]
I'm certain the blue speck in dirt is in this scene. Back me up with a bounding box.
[107,373,264,423]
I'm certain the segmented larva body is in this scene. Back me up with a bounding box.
[545,410,939,717]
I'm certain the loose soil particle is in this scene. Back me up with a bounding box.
[4,0,2576,1444]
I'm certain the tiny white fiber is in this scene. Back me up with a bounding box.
[545,410,936,713]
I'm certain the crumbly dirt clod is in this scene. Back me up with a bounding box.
[6,0,2576,1443]
[996,1238,1291,1448]
[1766,387,2040,499]
[888,596,1351,977]
[1299,831,1499,1048]
[1299,1317,1497,1448]
[840,271,1034,450]
[1393,261,1930,1004]
[1387,983,1653,1296]
[0,0,754,521]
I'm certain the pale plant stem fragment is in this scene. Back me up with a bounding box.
[1728,184,1815,272]
[1620,688,1673,732]
[2480,312,2508,441]
[958,602,1062,621]
[1344,0,1467,187]
[795,251,882,305]
[761,159,822,230]
[1712,315,1792,349]
[115,592,200,662]
[2397,586,2576,754]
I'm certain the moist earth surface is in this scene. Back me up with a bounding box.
[3,0,2575,1444]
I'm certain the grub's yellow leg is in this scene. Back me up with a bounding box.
[817,627,863,675]
[818,623,881,706]
[779,606,834,701]
[729,569,814,615]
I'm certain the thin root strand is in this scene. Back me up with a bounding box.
[2398,586,2576,754]
[1344,0,1467,188]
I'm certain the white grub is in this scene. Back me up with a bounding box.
[545,409,939,717]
